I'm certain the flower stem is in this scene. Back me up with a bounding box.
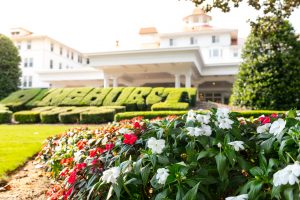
[286,152,296,162]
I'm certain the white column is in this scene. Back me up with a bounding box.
[185,73,191,88]
[103,76,109,88]
[112,77,118,87]
[175,74,180,88]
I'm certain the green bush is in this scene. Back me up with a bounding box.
[80,109,115,124]
[0,89,42,111]
[25,89,50,108]
[0,104,9,111]
[145,87,166,110]
[59,88,93,106]
[125,87,152,111]
[40,107,75,123]
[58,107,95,124]
[186,88,197,106]
[0,110,12,123]
[31,106,54,112]
[103,87,135,106]
[13,111,41,123]
[37,88,74,106]
[80,88,112,106]
[114,111,189,121]
[234,110,286,118]
[151,102,189,111]
[100,106,126,113]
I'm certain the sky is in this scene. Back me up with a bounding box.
[0,0,299,53]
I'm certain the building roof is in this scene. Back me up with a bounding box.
[183,8,212,21]
[139,27,158,35]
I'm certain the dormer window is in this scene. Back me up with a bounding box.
[212,35,220,43]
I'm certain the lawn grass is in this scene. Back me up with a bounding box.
[0,124,99,179]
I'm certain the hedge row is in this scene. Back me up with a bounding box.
[114,110,286,121]
[0,104,12,123]
[13,106,125,124]
[0,87,197,111]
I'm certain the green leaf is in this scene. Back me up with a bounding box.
[258,152,267,172]
[176,185,184,200]
[141,164,151,186]
[215,153,228,181]
[249,166,264,177]
[248,180,263,200]
[287,109,297,118]
[260,137,275,153]
[284,188,294,200]
[182,182,200,200]
[155,188,168,200]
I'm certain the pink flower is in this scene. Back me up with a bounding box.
[271,113,278,118]
[76,163,86,170]
[123,134,138,145]
[67,170,77,184]
[64,187,73,200]
[133,121,141,129]
[105,143,114,151]
[259,116,270,124]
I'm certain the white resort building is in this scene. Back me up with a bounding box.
[10,8,243,104]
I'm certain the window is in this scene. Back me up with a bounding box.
[71,52,74,60]
[78,55,82,63]
[23,76,27,87]
[29,58,33,67]
[209,49,223,58]
[212,35,220,43]
[169,38,174,46]
[28,76,32,87]
[27,41,31,49]
[60,47,63,55]
[59,63,62,69]
[17,43,21,50]
[190,37,196,45]
[233,49,239,57]
[50,60,53,69]
[67,51,69,58]
[86,58,90,64]
[24,58,28,67]
[50,43,54,52]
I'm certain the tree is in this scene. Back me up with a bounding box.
[230,16,300,110]
[189,0,300,18]
[0,34,21,99]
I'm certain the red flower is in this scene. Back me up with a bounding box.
[123,134,138,145]
[64,187,73,200]
[271,113,278,118]
[76,163,87,170]
[77,141,87,150]
[105,143,114,151]
[91,159,98,165]
[259,116,270,124]
[89,149,97,157]
[60,157,74,165]
[60,167,69,177]
[133,121,141,129]
[67,170,77,184]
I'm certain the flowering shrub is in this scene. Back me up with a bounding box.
[37,109,300,199]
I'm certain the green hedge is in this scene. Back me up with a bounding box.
[103,87,135,106]
[233,110,286,118]
[40,107,75,123]
[80,109,115,124]
[125,87,152,111]
[0,89,42,111]
[114,111,188,121]
[13,111,41,123]
[80,88,112,106]
[151,102,189,111]
[59,88,93,106]
[0,110,12,123]
[25,89,50,108]
[58,107,95,124]
[0,104,9,111]
[145,87,166,110]
[100,106,126,113]
[37,88,73,106]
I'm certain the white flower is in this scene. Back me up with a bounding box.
[228,141,245,151]
[186,127,195,136]
[74,150,82,163]
[217,142,222,148]
[102,167,121,184]
[218,118,234,129]
[147,137,166,154]
[201,124,212,136]
[196,113,211,124]
[269,119,286,136]
[186,110,196,122]
[225,194,248,200]
[256,123,271,134]
[118,128,132,134]
[101,137,108,145]
[156,168,169,185]
[216,108,230,119]
[273,162,300,186]
[194,127,203,136]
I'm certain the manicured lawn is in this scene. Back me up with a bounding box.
[0,124,99,179]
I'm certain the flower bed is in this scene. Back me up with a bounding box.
[37,108,300,199]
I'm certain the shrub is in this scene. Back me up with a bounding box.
[186,88,197,106]
[100,106,126,113]
[59,88,93,106]
[0,104,9,111]
[102,87,135,106]
[234,110,286,118]
[13,111,41,123]
[145,87,165,110]
[40,107,75,123]
[80,109,115,124]
[0,89,42,111]
[0,110,12,123]
[80,88,112,106]
[58,107,95,124]
[38,88,74,106]
[151,102,189,111]
[31,106,54,112]
[125,87,152,111]
[114,110,189,121]
[25,89,51,108]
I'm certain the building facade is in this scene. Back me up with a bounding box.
[10,8,244,104]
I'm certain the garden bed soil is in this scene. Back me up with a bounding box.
[0,160,51,200]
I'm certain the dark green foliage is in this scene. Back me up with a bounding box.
[125,87,152,111]
[145,87,165,110]
[58,107,94,124]
[103,87,135,106]
[0,110,12,123]
[80,88,112,106]
[0,89,42,111]
[13,111,41,123]
[114,111,189,121]
[40,107,75,123]
[38,88,73,106]
[186,88,197,106]
[233,110,286,118]
[100,106,126,113]
[80,109,115,124]
[26,89,51,108]
[0,35,21,100]
[151,102,189,111]
[59,88,93,106]
[231,16,300,110]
